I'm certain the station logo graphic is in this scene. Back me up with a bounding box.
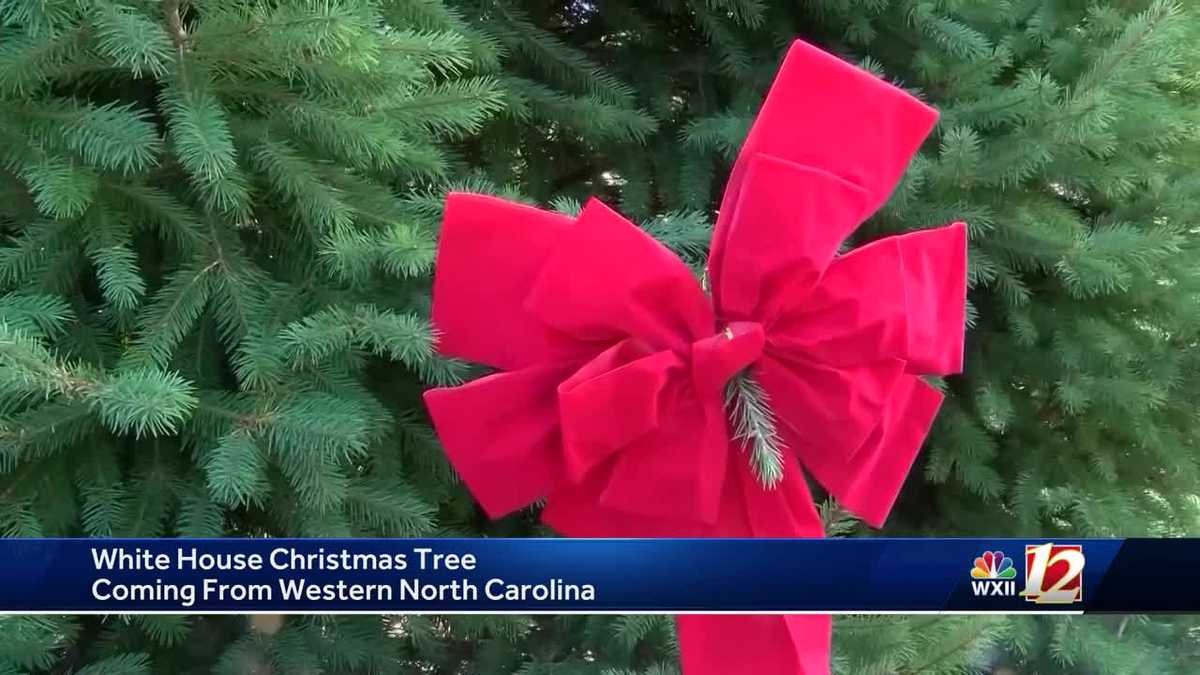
[970,550,1017,597]
[1022,543,1085,604]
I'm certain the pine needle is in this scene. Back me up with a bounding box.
[724,370,785,489]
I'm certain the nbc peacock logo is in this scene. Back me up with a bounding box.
[970,550,1017,597]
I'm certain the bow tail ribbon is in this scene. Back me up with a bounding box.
[676,449,829,675]
[679,615,831,675]
[545,421,832,674]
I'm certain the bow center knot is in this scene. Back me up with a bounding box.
[691,320,765,394]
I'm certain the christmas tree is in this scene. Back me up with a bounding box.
[445,0,1200,672]
[0,0,511,671]
[2,0,1199,673]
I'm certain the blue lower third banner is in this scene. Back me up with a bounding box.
[0,538,1195,613]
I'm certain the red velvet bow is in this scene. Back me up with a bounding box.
[424,40,967,675]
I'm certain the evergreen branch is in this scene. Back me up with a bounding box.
[345,479,436,536]
[162,0,189,50]
[611,615,672,651]
[0,497,42,536]
[1075,0,1178,96]
[675,151,716,211]
[273,445,350,511]
[278,306,441,380]
[162,85,236,182]
[380,29,472,75]
[319,224,427,279]
[0,322,90,398]
[114,451,175,537]
[277,309,355,367]
[74,652,150,675]
[549,195,582,216]
[95,2,172,77]
[0,400,97,468]
[378,224,436,279]
[80,483,126,537]
[292,501,353,536]
[397,174,507,223]
[491,1,637,107]
[18,156,98,220]
[642,210,712,263]
[918,15,993,60]
[122,261,216,370]
[820,500,861,537]
[58,102,162,175]
[683,112,752,160]
[901,618,997,674]
[203,428,268,507]
[0,28,87,95]
[208,250,271,347]
[249,137,354,231]
[160,84,251,215]
[264,390,371,460]
[690,4,753,76]
[724,370,785,488]
[89,368,197,438]
[212,636,265,675]
[244,88,444,173]
[267,626,322,673]
[0,294,73,340]
[132,614,192,647]
[84,209,145,312]
[705,0,766,28]
[500,76,657,142]
[230,333,285,391]
[0,220,74,287]
[382,3,503,72]
[190,1,373,53]
[386,77,505,137]
[102,180,205,251]
[0,616,75,670]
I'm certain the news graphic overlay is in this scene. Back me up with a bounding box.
[0,539,1196,613]
[1023,543,1085,604]
[969,550,1018,598]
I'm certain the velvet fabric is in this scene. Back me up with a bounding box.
[425,39,967,674]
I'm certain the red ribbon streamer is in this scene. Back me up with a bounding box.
[425,39,967,675]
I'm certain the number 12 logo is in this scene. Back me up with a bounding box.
[1022,543,1085,604]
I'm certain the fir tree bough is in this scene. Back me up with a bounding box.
[0,0,533,672]
[445,0,1200,672]
[3,0,1200,673]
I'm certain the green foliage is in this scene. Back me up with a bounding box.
[444,0,1200,672]
[725,370,784,487]
[0,0,513,671]
[2,0,1200,673]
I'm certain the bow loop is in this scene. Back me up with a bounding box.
[526,198,713,352]
[709,41,939,299]
[558,340,684,483]
[554,332,742,524]
[767,222,967,375]
[424,361,583,519]
[432,193,600,371]
[779,375,944,528]
[714,154,870,323]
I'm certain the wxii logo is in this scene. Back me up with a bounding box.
[970,550,1017,597]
